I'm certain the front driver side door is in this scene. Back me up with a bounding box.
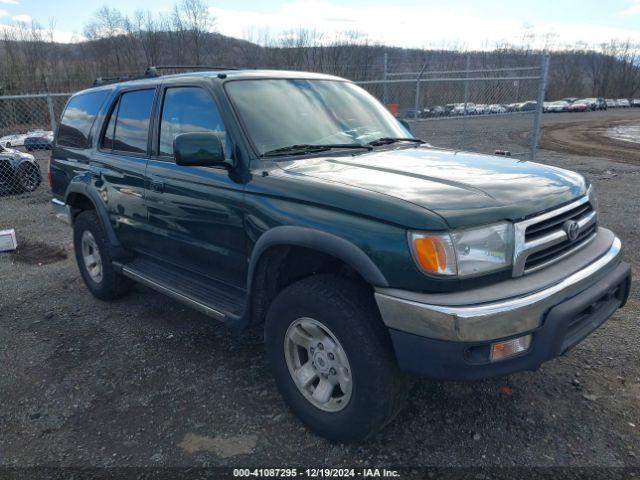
[143,84,247,289]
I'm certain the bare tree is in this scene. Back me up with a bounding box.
[172,0,215,65]
[0,2,639,101]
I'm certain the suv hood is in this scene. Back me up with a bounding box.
[281,146,587,228]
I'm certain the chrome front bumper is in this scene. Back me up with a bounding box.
[51,198,71,224]
[375,233,623,342]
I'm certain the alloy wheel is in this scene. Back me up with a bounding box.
[284,317,353,412]
[81,230,103,283]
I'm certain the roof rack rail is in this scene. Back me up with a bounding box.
[151,65,240,72]
[90,65,241,88]
[92,68,160,87]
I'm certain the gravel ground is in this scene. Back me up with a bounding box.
[0,110,639,470]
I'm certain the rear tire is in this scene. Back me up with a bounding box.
[73,210,134,300]
[265,274,408,442]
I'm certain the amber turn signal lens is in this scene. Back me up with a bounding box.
[490,335,532,362]
[413,236,448,274]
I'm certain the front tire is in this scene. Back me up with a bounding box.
[15,162,41,192]
[265,274,408,442]
[73,210,133,300]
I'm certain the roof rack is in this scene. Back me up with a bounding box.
[92,68,160,87]
[151,65,240,72]
[90,65,241,88]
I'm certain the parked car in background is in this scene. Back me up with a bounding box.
[578,98,598,111]
[0,144,41,193]
[568,100,590,113]
[477,104,492,115]
[428,105,446,117]
[24,131,54,151]
[518,100,537,112]
[546,100,570,113]
[606,99,617,108]
[401,108,419,119]
[0,133,28,148]
[450,102,476,115]
[632,99,640,108]
[489,104,507,114]
[595,97,607,110]
[505,103,520,112]
[616,99,630,108]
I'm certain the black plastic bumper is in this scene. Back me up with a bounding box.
[390,260,631,381]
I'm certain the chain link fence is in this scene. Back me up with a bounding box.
[0,55,549,199]
[355,54,549,159]
[0,93,71,197]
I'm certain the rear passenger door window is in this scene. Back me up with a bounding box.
[158,86,230,158]
[101,89,155,154]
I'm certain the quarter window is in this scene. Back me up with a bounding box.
[58,90,109,148]
[159,87,229,157]
[101,89,155,154]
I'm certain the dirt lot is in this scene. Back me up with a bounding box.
[540,109,640,164]
[1,110,639,471]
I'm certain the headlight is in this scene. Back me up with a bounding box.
[409,221,513,277]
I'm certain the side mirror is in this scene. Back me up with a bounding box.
[173,132,230,168]
[398,119,412,133]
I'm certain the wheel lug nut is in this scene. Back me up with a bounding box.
[330,368,336,375]
[318,343,324,350]
[310,347,314,353]
[328,353,334,360]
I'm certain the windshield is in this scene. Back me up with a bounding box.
[225,79,409,156]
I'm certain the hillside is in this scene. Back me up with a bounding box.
[1,27,639,100]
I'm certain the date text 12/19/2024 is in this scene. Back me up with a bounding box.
[232,468,401,478]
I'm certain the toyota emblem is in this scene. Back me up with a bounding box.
[564,220,580,242]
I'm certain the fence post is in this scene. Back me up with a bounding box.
[413,63,427,120]
[382,52,388,106]
[461,54,471,149]
[46,94,57,133]
[530,53,550,161]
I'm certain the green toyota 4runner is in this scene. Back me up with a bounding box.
[50,70,631,442]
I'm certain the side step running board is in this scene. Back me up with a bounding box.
[113,259,245,322]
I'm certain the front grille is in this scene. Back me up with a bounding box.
[525,202,592,241]
[513,194,598,276]
[524,223,596,271]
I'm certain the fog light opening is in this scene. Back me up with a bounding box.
[490,335,532,362]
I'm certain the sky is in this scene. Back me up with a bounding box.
[0,0,640,49]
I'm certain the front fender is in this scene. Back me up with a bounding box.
[247,226,389,293]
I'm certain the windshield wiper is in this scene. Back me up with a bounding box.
[261,143,373,157]
[367,137,425,146]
